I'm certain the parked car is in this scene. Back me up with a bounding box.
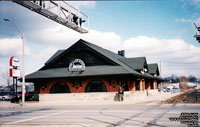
[25,92,35,101]
[15,91,36,101]
[171,88,180,94]
[194,85,200,89]
[0,92,13,101]
[162,88,170,92]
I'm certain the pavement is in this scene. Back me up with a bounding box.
[0,91,199,127]
[0,103,199,127]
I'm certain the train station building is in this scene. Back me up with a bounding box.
[25,39,162,94]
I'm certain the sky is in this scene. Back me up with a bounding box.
[0,0,200,85]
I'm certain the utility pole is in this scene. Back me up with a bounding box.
[159,60,162,89]
[159,60,161,77]
[22,33,25,107]
[4,18,25,107]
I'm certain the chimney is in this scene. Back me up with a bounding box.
[118,50,125,57]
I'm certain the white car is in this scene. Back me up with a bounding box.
[0,92,13,101]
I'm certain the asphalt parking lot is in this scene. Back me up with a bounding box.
[0,91,199,127]
[0,103,199,127]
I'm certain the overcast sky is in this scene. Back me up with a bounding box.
[1,0,200,85]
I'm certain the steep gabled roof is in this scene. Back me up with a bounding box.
[25,65,131,81]
[80,40,143,75]
[25,39,162,81]
[45,50,65,65]
[42,39,141,75]
[82,39,125,63]
[43,39,123,68]
[79,39,144,75]
[119,57,148,71]
[148,63,160,76]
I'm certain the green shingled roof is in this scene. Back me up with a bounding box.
[119,57,147,70]
[45,50,65,65]
[148,63,159,75]
[144,72,162,81]
[80,39,142,75]
[26,65,131,81]
[25,39,162,81]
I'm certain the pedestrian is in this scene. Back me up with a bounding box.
[118,87,124,101]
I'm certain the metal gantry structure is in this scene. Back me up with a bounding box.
[13,0,89,34]
[193,23,200,43]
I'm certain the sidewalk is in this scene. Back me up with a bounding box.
[0,91,180,108]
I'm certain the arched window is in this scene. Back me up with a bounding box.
[135,80,140,90]
[85,80,107,92]
[150,81,154,89]
[50,82,70,93]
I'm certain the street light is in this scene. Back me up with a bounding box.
[4,18,25,107]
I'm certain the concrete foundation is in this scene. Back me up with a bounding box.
[38,90,161,105]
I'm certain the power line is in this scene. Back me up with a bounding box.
[0,32,18,37]
[162,61,200,65]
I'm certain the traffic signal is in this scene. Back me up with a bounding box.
[79,18,85,27]
[193,23,200,43]
[194,35,200,43]
[72,14,78,25]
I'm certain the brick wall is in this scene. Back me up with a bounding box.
[35,77,158,94]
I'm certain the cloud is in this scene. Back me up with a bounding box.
[181,0,200,8]
[191,0,200,8]
[0,38,31,57]
[65,1,96,9]
[81,30,122,52]
[193,0,200,4]
[175,18,193,23]
[1,0,199,78]
[194,17,200,24]
[27,28,122,72]
[29,25,122,52]
[123,36,200,61]
[169,29,186,35]
[2,24,200,78]
[33,46,60,64]
[123,36,200,77]
[28,24,200,77]
[0,63,5,71]
[30,25,80,45]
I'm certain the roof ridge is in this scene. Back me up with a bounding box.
[45,49,65,65]
[148,63,158,65]
[131,56,145,58]
[80,39,125,58]
[42,39,142,77]
[80,40,144,76]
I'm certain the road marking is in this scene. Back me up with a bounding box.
[5,110,68,125]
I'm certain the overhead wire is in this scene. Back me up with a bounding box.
[0,32,18,37]
[161,61,200,65]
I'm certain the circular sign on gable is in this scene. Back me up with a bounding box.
[69,59,86,72]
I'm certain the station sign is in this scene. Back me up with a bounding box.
[9,68,20,77]
[10,56,20,67]
[9,56,20,78]
[69,59,86,72]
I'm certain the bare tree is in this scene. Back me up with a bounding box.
[1,70,12,91]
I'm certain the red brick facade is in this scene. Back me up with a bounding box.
[34,77,158,94]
